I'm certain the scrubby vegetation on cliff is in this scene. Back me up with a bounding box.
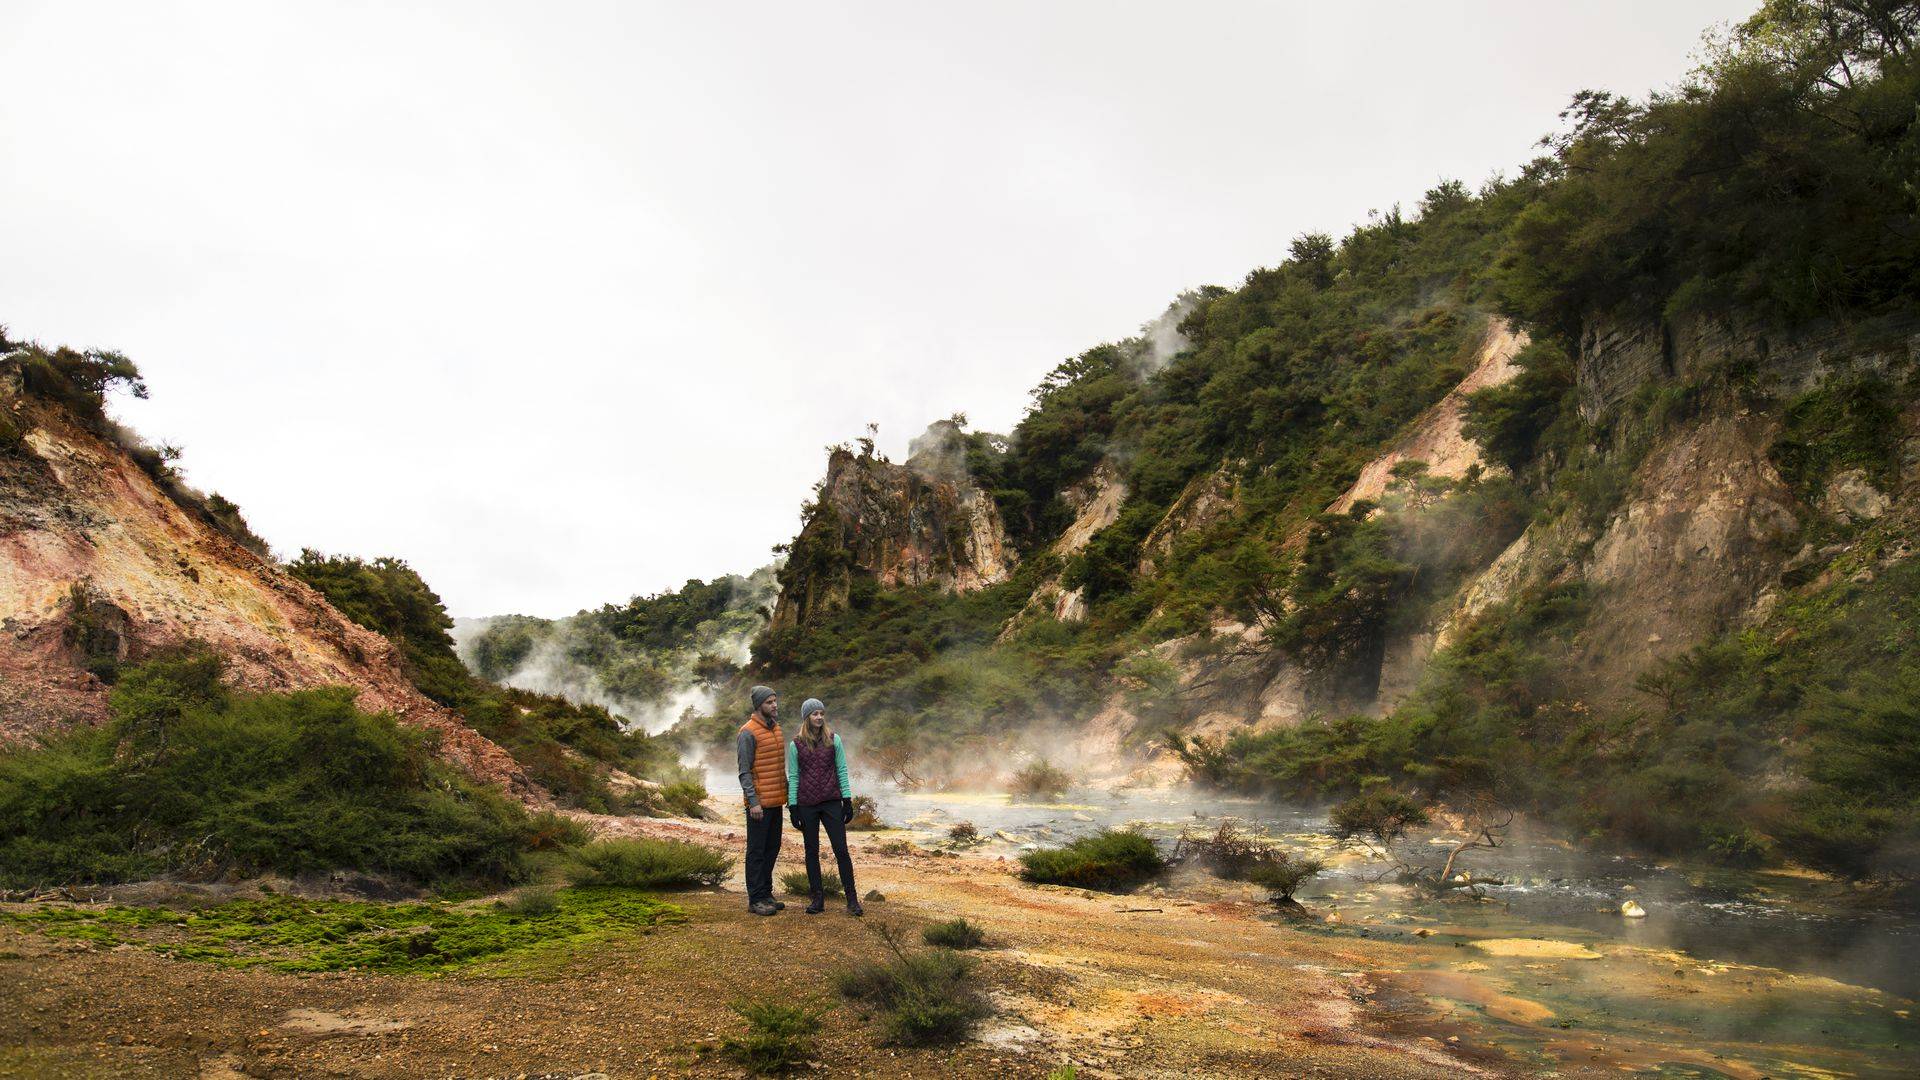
[1,326,269,556]
[288,552,704,813]
[0,648,580,890]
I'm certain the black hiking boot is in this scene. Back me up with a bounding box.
[845,899,864,917]
[805,893,825,914]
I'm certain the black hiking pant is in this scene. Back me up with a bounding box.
[744,807,783,905]
[795,800,857,902]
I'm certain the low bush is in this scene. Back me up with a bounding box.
[836,945,990,1045]
[781,870,843,898]
[0,648,561,890]
[652,779,711,818]
[947,821,981,845]
[1008,759,1072,801]
[566,838,733,890]
[921,918,987,949]
[1179,820,1269,880]
[500,886,559,917]
[1246,856,1325,904]
[1330,791,1431,850]
[722,998,821,1075]
[1018,830,1164,890]
[846,795,884,829]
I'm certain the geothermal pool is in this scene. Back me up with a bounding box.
[862,783,1920,1077]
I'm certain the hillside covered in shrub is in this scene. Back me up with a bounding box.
[685,1,1920,878]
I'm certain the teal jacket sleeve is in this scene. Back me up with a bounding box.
[833,734,852,799]
[785,741,799,806]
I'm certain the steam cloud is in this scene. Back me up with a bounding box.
[451,566,779,735]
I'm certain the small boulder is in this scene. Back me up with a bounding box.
[863,890,886,902]
[1620,900,1647,919]
[1822,469,1890,523]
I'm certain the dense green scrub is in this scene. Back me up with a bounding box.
[0,649,579,890]
[0,888,680,975]
[287,551,703,812]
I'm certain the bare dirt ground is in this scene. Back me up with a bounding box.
[0,815,1534,1079]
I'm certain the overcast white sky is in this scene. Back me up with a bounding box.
[2,0,1755,617]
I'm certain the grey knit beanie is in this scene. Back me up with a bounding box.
[750,685,776,711]
[800,698,825,720]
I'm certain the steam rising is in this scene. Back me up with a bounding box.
[451,565,779,735]
[1126,291,1202,376]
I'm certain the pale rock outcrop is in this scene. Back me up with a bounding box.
[1328,319,1528,515]
[998,460,1125,637]
[1052,461,1128,556]
[1822,469,1890,523]
[771,420,1017,630]
[1138,464,1239,575]
[1578,308,1920,421]
[1576,414,1801,705]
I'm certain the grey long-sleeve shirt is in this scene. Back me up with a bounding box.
[737,726,762,809]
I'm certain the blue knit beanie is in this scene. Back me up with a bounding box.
[750,685,776,711]
[801,698,826,719]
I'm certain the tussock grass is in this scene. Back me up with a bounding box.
[1018,830,1164,891]
[565,837,733,890]
[780,870,843,898]
[1008,759,1072,801]
[921,918,987,949]
[836,945,989,1045]
[722,998,822,1074]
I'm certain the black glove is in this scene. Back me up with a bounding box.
[788,806,802,830]
[842,798,856,823]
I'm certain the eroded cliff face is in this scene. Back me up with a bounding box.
[1148,319,1531,739]
[1414,316,1920,714]
[998,460,1126,636]
[1578,308,1920,421]
[769,420,1016,630]
[1328,319,1528,513]
[1119,310,1914,764]
[0,384,533,796]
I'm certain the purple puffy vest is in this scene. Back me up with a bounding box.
[795,738,838,805]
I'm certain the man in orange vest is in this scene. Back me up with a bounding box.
[737,685,788,915]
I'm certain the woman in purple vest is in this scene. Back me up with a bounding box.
[784,698,862,915]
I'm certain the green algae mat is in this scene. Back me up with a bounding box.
[0,886,680,975]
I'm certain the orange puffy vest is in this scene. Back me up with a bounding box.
[741,717,787,808]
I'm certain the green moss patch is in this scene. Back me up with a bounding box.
[0,887,681,976]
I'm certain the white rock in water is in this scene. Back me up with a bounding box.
[1072,812,1094,822]
[1620,900,1647,918]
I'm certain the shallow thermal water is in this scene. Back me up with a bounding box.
[861,782,1920,1077]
